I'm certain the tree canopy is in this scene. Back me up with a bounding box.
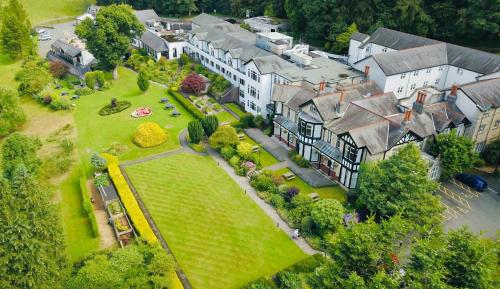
[0,89,26,136]
[356,144,440,230]
[0,0,34,59]
[15,56,52,95]
[75,4,144,76]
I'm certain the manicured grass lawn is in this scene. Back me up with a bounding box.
[274,168,347,202]
[215,110,238,124]
[0,0,93,24]
[73,67,194,171]
[0,53,21,90]
[125,153,306,289]
[60,169,99,262]
[240,133,280,168]
[225,102,247,118]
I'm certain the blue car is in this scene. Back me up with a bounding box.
[456,173,488,192]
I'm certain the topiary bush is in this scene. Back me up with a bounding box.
[133,122,168,148]
[187,120,204,144]
[75,87,94,96]
[98,100,131,116]
[208,125,239,149]
[201,114,219,136]
[237,141,253,159]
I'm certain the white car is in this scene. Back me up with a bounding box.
[38,33,52,41]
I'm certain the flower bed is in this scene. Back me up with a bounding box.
[98,100,132,116]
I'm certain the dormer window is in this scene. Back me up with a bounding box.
[401,73,406,79]
[413,71,419,76]
[382,47,387,52]
[457,68,463,75]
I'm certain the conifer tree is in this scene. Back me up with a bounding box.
[0,0,34,59]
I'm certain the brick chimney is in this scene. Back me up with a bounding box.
[413,91,426,114]
[450,84,459,96]
[402,109,412,127]
[335,91,345,114]
[364,65,370,78]
[318,80,326,92]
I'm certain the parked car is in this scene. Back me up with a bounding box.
[456,173,488,192]
[38,33,52,41]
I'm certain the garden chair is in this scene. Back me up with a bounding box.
[165,103,174,110]
[171,109,181,117]
[160,98,169,103]
[283,172,296,181]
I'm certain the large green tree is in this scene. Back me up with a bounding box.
[310,199,344,233]
[15,56,52,95]
[430,130,477,180]
[356,144,440,230]
[483,138,500,173]
[0,0,34,59]
[0,134,67,289]
[0,89,26,136]
[67,242,177,289]
[75,4,144,78]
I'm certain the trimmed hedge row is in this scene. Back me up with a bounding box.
[79,175,100,238]
[167,90,205,119]
[108,163,158,244]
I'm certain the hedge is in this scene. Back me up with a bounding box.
[167,90,205,119]
[79,175,99,238]
[108,163,158,244]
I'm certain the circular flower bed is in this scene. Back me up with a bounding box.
[131,107,152,118]
[98,100,132,116]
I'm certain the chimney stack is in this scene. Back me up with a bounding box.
[413,91,426,114]
[403,110,412,124]
[339,91,345,103]
[364,65,370,78]
[450,84,459,96]
[319,80,325,92]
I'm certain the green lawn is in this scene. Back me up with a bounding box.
[240,133,280,168]
[274,168,347,202]
[0,53,21,90]
[215,110,238,124]
[73,67,194,172]
[225,102,247,118]
[59,169,99,262]
[125,153,306,289]
[0,0,93,24]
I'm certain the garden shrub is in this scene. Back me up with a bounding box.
[284,186,300,202]
[94,70,105,88]
[133,122,168,148]
[98,100,132,116]
[187,120,204,144]
[168,90,205,119]
[289,150,311,168]
[75,87,94,96]
[300,216,315,235]
[250,172,275,191]
[108,163,157,244]
[240,114,255,128]
[209,125,239,149]
[49,95,71,110]
[201,115,219,136]
[91,153,107,171]
[137,70,150,92]
[59,139,74,156]
[0,89,26,137]
[235,165,247,176]
[283,254,327,273]
[94,173,109,187]
[237,141,253,159]
[254,115,265,128]
[49,60,68,78]
[221,146,236,160]
[242,278,276,289]
[229,155,240,168]
[310,199,345,233]
[275,271,302,289]
[80,175,99,238]
[181,73,205,95]
[189,143,206,153]
[85,71,97,90]
[270,194,285,208]
[287,194,314,226]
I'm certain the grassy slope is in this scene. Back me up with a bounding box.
[241,133,280,168]
[225,102,247,118]
[74,67,194,172]
[274,168,347,202]
[126,153,306,289]
[0,53,21,90]
[0,0,94,24]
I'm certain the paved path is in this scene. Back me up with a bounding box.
[205,146,319,255]
[263,161,288,171]
[245,128,335,187]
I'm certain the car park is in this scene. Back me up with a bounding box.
[456,173,488,192]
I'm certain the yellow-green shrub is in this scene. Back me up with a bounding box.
[237,141,253,158]
[108,163,157,244]
[133,122,168,148]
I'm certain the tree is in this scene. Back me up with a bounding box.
[68,242,178,289]
[137,70,150,92]
[15,56,52,95]
[393,0,434,35]
[0,89,26,136]
[237,141,253,159]
[356,144,440,230]
[0,134,67,289]
[187,120,204,144]
[75,4,144,78]
[310,199,344,232]
[431,130,477,179]
[201,114,219,136]
[0,0,34,59]
[483,138,500,173]
[328,22,358,52]
[209,125,239,149]
[49,61,69,78]
[95,70,106,87]
[181,73,206,95]
[1,133,41,180]
[90,153,107,171]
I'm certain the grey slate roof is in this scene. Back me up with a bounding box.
[51,40,81,57]
[192,13,226,26]
[271,84,317,111]
[140,30,168,52]
[446,44,500,75]
[459,78,500,111]
[351,32,369,42]
[134,9,160,25]
[360,27,440,50]
[312,140,341,161]
[274,115,299,135]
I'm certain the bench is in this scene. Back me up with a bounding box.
[238,133,245,140]
[252,146,260,153]
[309,193,320,202]
[283,172,296,181]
